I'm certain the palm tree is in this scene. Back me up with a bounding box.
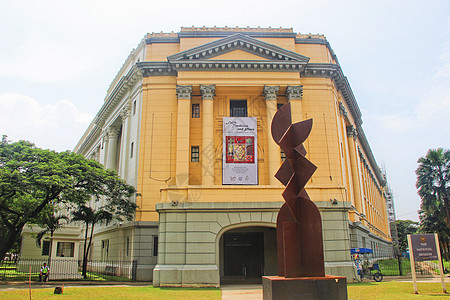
[71,205,113,278]
[35,214,69,266]
[416,148,450,227]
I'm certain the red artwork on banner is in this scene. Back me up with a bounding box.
[225,136,255,163]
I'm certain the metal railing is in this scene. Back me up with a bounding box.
[357,255,449,277]
[0,258,137,281]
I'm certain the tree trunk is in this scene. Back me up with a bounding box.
[445,197,450,228]
[0,229,18,262]
[48,231,54,268]
[81,223,89,279]
[82,223,95,279]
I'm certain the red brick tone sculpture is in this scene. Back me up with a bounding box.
[271,102,325,277]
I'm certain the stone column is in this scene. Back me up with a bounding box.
[346,125,364,215]
[119,105,131,178]
[175,85,192,186]
[264,85,280,185]
[105,126,121,170]
[286,85,303,123]
[90,147,99,162]
[200,85,215,186]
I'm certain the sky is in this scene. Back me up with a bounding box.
[0,0,449,222]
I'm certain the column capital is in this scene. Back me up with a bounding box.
[106,126,121,139]
[286,85,303,101]
[90,147,100,161]
[339,102,348,119]
[346,125,358,140]
[263,85,279,101]
[176,85,193,100]
[200,85,215,100]
[120,105,131,122]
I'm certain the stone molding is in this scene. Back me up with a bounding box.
[346,125,357,139]
[120,105,131,122]
[90,147,99,161]
[200,85,216,100]
[168,33,307,61]
[106,126,121,140]
[286,85,303,101]
[176,85,193,100]
[339,102,348,119]
[263,85,279,101]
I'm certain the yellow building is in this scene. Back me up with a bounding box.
[74,26,392,285]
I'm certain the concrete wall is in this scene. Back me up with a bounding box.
[153,201,355,287]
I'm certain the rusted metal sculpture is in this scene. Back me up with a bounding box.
[271,102,325,278]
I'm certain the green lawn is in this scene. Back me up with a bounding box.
[348,281,448,299]
[0,281,448,299]
[0,286,221,300]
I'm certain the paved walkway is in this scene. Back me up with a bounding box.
[221,284,262,300]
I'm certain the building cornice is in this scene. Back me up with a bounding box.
[356,128,385,187]
[168,33,309,64]
[301,63,362,126]
[137,62,176,76]
[94,65,143,126]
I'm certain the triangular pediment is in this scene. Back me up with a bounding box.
[209,49,269,61]
[168,34,309,63]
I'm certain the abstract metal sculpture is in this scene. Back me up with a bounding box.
[271,102,325,278]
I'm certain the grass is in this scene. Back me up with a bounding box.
[0,286,221,300]
[1,281,448,300]
[0,268,130,281]
[348,281,448,299]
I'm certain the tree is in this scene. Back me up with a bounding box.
[416,148,450,227]
[395,219,418,253]
[72,202,136,278]
[0,137,137,260]
[419,208,450,260]
[34,208,69,265]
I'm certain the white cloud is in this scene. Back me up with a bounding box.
[0,93,93,151]
[0,35,92,82]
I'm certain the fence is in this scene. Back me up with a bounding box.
[0,258,137,281]
[358,255,449,277]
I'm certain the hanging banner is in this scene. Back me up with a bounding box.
[223,117,258,185]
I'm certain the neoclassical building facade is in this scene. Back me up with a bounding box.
[74,27,393,285]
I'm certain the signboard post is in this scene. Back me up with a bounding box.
[407,233,446,294]
[222,117,258,185]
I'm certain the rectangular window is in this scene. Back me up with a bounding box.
[42,241,50,256]
[192,103,200,118]
[153,236,158,256]
[126,237,130,257]
[130,142,134,158]
[101,239,109,260]
[230,100,247,117]
[133,100,136,116]
[191,146,199,162]
[56,242,74,257]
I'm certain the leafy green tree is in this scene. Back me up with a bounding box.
[416,148,450,227]
[0,137,137,260]
[72,203,136,278]
[34,209,69,265]
[395,219,418,253]
[419,209,450,260]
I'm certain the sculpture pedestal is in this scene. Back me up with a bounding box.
[262,275,347,300]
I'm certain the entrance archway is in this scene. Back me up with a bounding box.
[219,226,277,283]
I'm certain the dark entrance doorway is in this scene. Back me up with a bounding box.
[223,232,264,278]
[220,226,277,284]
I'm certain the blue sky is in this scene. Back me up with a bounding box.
[1,0,449,222]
